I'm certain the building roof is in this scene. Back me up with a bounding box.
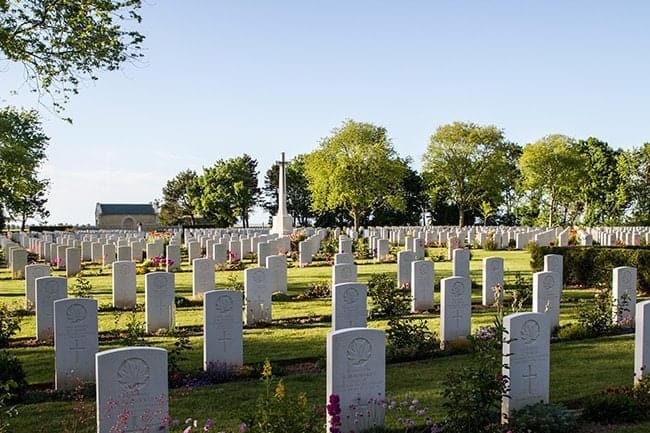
[96,203,157,215]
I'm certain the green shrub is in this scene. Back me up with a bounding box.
[555,323,592,341]
[0,350,27,402]
[508,402,577,433]
[386,317,438,361]
[71,276,92,298]
[577,287,614,336]
[367,273,409,319]
[0,304,21,348]
[582,392,640,423]
[296,281,330,300]
[528,245,650,293]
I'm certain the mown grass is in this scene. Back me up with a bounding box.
[1,246,648,432]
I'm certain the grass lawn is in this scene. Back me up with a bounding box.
[1,246,648,432]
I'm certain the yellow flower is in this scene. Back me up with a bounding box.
[297,392,308,408]
[262,359,272,379]
[274,380,285,400]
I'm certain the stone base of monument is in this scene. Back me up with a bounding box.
[271,215,293,236]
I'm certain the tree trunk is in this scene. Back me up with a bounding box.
[21,215,27,231]
[352,210,359,231]
[548,188,556,227]
[458,207,465,227]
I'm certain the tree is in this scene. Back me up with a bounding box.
[159,170,199,226]
[422,122,517,227]
[0,107,50,230]
[194,155,260,228]
[617,143,650,225]
[261,154,313,226]
[519,134,587,227]
[304,120,406,230]
[1,0,145,115]
[368,162,428,226]
[576,137,628,225]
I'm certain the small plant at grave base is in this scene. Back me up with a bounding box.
[0,350,27,403]
[242,359,323,433]
[152,256,174,271]
[297,281,331,300]
[60,379,94,433]
[0,304,21,348]
[0,381,18,433]
[384,395,439,433]
[508,272,532,312]
[577,287,614,337]
[119,308,147,346]
[226,273,244,291]
[507,402,577,433]
[71,276,92,298]
[386,317,439,362]
[441,303,507,433]
[168,418,217,432]
[367,273,410,320]
[168,327,192,380]
[49,256,62,270]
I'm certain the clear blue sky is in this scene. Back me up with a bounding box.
[2,1,649,225]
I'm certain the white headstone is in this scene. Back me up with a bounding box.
[25,264,50,309]
[532,271,561,330]
[334,253,354,265]
[397,251,416,288]
[332,283,367,330]
[244,267,273,325]
[187,241,201,264]
[635,300,650,384]
[452,248,470,279]
[145,272,175,334]
[376,239,389,262]
[213,242,227,266]
[35,276,68,340]
[299,240,312,267]
[502,312,550,421]
[203,290,243,369]
[332,263,357,287]
[440,276,472,345]
[112,261,137,309]
[613,266,637,324]
[326,328,385,433]
[166,245,181,272]
[10,248,27,279]
[411,260,434,312]
[543,254,563,293]
[54,298,98,390]
[95,347,168,433]
[266,255,288,294]
[257,242,271,267]
[91,242,102,263]
[65,247,82,277]
[102,244,116,266]
[482,257,504,306]
[116,245,131,262]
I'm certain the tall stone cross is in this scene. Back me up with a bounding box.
[271,152,294,236]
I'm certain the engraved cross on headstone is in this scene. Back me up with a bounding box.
[452,309,463,328]
[69,338,86,363]
[523,364,537,395]
[216,330,232,352]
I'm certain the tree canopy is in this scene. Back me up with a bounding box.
[193,155,260,228]
[422,122,517,226]
[519,134,588,227]
[0,107,50,230]
[158,169,199,226]
[0,0,145,115]
[304,120,406,230]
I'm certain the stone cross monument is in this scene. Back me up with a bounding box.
[271,152,293,236]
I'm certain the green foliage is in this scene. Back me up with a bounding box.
[304,119,407,230]
[617,143,650,225]
[506,272,532,312]
[386,317,438,362]
[529,245,650,293]
[440,337,506,433]
[519,134,588,226]
[168,327,192,375]
[0,350,27,402]
[0,304,21,348]
[0,0,145,114]
[0,379,19,433]
[296,281,330,300]
[366,273,409,319]
[0,107,50,230]
[243,359,322,433]
[508,403,577,433]
[582,392,641,423]
[554,323,592,341]
[71,276,92,298]
[194,154,260,227]
[423,122,519,226]
[577,288,614,337]
[118,308,147,346]
[159,170,200,226]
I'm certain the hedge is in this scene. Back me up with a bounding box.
[529,245,650,293]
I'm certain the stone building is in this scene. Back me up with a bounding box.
[95,203,158,230]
